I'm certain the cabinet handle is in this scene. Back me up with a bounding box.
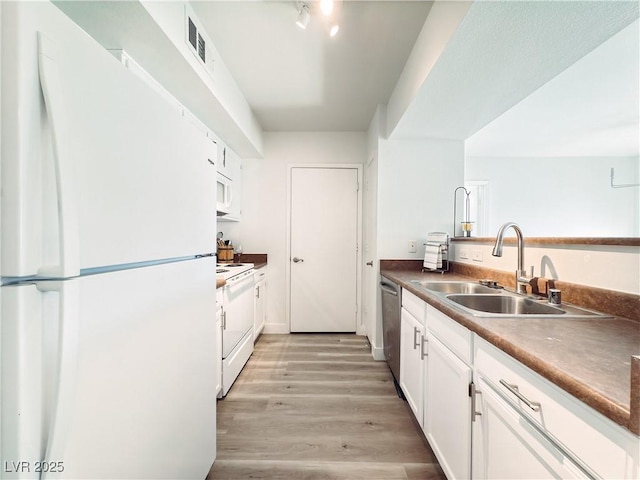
[499,379,541,412]
[420,335,428,360]
[222,310,226,330]
[413,327,420,349]
[256,285,260,299]
[470,382,482,421]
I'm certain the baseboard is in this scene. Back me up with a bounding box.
[262,323,290,334]
[371,345,386,361]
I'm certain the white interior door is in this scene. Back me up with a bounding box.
[290,167,359,332]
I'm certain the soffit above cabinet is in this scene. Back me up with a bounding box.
[390,1,639,142]
[53,0,264,158]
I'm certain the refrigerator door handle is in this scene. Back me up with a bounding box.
[37,280,80,476]
[37,32,80,278]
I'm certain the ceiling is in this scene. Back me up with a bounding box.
[190,1,432,132]
[391,1,639,149]
[466,19,639,157]
[53,0,638,156]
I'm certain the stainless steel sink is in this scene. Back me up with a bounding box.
[445,294,612,318]
[411,280,501,295]
[447,294,564,315]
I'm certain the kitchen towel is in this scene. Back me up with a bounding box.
[423,232,449,270]
[423,242,443,270]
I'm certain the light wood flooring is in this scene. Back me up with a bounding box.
[207,333,446,479]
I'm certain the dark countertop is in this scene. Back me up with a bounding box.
[381,269,640,435]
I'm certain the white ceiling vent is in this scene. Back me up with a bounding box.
[185,6,214,78]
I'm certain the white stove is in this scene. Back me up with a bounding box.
[216,261,255,397]
[216,262,254,281]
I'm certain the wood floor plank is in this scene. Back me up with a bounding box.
[210,460,409,480]
[237,368,393,383]
[208,333,445,480]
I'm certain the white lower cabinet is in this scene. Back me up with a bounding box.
[425,333,472,480]
[399,288,640,480]
[254,268,266,340]
[474,336,640,480]
[400,305,426,425]
[471,375,588,479]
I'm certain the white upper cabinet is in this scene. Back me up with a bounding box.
[217,145,242,222]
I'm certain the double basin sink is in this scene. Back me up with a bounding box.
[410,280,611,319]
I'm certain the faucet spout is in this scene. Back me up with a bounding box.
[492,222,530,294]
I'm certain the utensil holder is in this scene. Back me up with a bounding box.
[217,245,234,262]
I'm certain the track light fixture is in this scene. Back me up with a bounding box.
[295,0,340,37]
[296,3,311,30]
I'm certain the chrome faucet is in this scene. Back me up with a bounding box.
[492,222,533,294]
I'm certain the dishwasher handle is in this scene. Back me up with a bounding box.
[379,282,398,296]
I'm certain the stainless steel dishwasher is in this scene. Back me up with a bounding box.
[380,277,402,396]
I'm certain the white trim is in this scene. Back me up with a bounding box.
[286,163,364,334]
[371,345,386,361]
[262,323,290,335]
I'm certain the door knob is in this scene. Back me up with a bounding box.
[366,261,373,266]
[292,257,304,263]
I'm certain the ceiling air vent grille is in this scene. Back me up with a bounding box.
[185,7,214,78]
[188,17,197,50]
[197,33,206,63]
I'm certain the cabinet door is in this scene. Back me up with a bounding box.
[472,376,589,480]
[425,334,472,480]
[400,307,425,425]
[219,147,242,221]
[216,307,223,397]
[254,275,266,340]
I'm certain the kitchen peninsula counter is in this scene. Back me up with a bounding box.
[380,267,640,436]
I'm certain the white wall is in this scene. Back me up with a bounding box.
[219,132,367,333]
[377,138,465,258]
[366,135,465,357]
[466,155,640,237]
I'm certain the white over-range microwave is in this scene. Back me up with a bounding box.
[217,172,232,216]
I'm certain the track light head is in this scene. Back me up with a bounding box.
[296,3,311,29]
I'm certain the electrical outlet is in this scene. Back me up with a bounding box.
[460,249,469,260]
[472,250,483,262]
[408,240,417,253]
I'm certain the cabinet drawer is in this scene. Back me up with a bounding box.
[402,289,426,323]
[475,337,640,480]
[427,305,471,365]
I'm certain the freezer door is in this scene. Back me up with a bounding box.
[1,258,218,479]
[1,2,217,277]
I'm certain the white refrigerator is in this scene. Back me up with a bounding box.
[1,2,218,479]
